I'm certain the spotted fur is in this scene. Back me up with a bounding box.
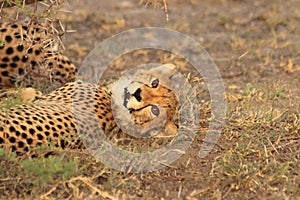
[0,22,77,88]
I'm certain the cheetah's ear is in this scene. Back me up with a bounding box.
[156,63,177,77]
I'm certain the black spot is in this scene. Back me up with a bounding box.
[1,71,9,76]
[9,126,16,132]
[34,49,41,56]
[2,57,9,62]
[15,131,21,136]
[18,141,24,148]
[21,55,28,62]
[36,142,42,146]
[29,128,35,135]
[36,126,43,131]
[58,64,64,69]
[5,35,12,43]
[6,47,13,55]
[27,48,33,54]
[0,28,7,32]
[45,125,50,130]
[53,133,59,138]
[0,138,3,144]
[14,32,21,39]
[12,56,20,62]
[102,122,106,130]
[26,120,33,125]
[11,146,17,151]
[22,25,28,31]
[24,112,31,117]
[37,134,44,140]
[17,44,24,52]
[18,68,24,75]
[60,140,66,149]
[9,137,16,143]
[70,122,75,128]
[30,61,36,67]
[26,138,33,144]
[20,125,27,131]
[11,24,18,28]
[10,63,17,68]
[21,133,27,139]
[0,64,8,68]
[45,131,50,136]
[12,120,19,125]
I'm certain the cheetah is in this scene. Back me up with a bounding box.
[0,63,179,155]
[0,21,77,88]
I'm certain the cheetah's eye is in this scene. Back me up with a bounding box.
[151,79,159,88]
[151,105,160,116]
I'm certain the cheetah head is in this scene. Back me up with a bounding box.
[112,63,179,137]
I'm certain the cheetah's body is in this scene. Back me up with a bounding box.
[0,64,179,155]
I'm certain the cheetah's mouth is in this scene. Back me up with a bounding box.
[123,87,130,108]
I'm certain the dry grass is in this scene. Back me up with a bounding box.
[0,0,299,199]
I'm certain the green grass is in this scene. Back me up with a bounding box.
[0,148,80,197]
[0,40,4,48]
[0,90,25,110]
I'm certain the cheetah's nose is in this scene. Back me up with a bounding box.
[132,88,142,102]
